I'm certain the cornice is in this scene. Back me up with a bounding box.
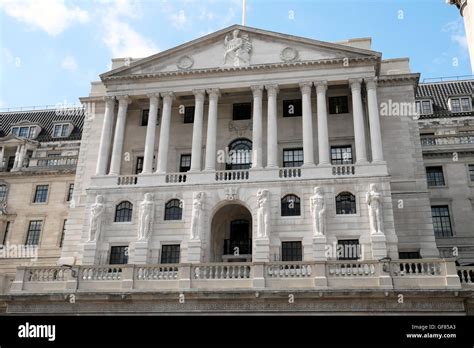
[377,73,420,88]
[101,56,380,83]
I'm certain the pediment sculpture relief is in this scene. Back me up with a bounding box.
[224,29,252,67]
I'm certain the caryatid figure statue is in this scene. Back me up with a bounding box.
[190,192,204,240]
[256,189,270,238]
[366,183,384,234]
[88,195,105,242]
[310,187,326,236]
[138,193,155,241]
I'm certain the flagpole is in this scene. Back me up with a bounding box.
[242,0,246,26]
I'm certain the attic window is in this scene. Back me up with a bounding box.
[415,100,433,115]
[449,97,471,113]
[11,125,39,139]
[52,123,73,138]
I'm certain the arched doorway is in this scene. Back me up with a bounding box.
[226,138,252,170]
[210,203,252,262]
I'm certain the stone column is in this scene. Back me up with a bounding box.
[300,81,315,166]
[315,81,330,166]
[109,95,131,175]
[17,145,26,169]
[266,84,279,168]
[156,92,174,174]
[0,146,5,169]
[13,145,21,169]
[142,93,160,175]
[96,97,115,175]
[204,88,220,171]
[251,85,264,169]
[349,78,368,164]
[366,78,384,162]
[190,89,206,172]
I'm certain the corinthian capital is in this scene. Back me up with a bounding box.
[250,85,264,98]
[160,91,175,101]
[265,84,279,97]
[365,77,378,90]
[299,81,313,95]
[348,78,363,91]
[116,95,131,105]
[206,88,221,100]
[314,80,327,94]
[193,89,206,102]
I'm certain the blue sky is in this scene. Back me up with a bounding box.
[0,0,470,108]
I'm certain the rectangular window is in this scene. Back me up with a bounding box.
[7,157,15,171]
[184,106,195,123]
[431,206,453,238]
[33,185,49,203]
[283,99,302,117]
[66,184,74,202]
[109,246,129,264]
[329,96,349,114]
[60,219,67,247]
[416,100,433,115]
[26,220,42,246]
[2,221,11,245]
[426,166,445,187]
[399,251,421,259]
[161,244,180,264]
[141,109,149,126]
[233,103,252,120]
[0,184,7,201]
[461,97,471,112]
[450,97,471,113]
[135,156,144,174]
[469,164,474,182]
[141,109,161,126]
[53,124,69,138]
[331,145,353,165]
[283,148,304,167]
[281,241,302,261]
[179,154,191,172]
[337,239,360,260]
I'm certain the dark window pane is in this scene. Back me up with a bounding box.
[161,244,180,264]
[109,246,128,264]
[26,220,42,245]
[135,157,144,174]
[115,201,133,222]
[233,103,252,120]
[180,154,191,172]
[226,138,252,170]
[60,219,67,247]
[469,164,474,182]
[331,146,353,165]
[329,96,349,114]
[67,184,74,202]
[184,106,195,123]
[281,241,302,261]
[283,99,302,117]
[0,185,7,201]
[281,194,301,216]
[461,98,471,112]
[33,185,49,203]
[451,98,461,112]
[336,192,356,214]
[431,205,452,237]
[165,199,182,220]
[337,239,360,260]
[399,251,421,259]
[283,148,303,167]
[141,109,149,126]
[426,166,445,186]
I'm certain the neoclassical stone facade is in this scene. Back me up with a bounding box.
[4,25,474,314]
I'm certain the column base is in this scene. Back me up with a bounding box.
[131,240,149,264]
[82,241,99,265]
[253,238,270,262]
[371,232,388,259]
[317,162,331,167]
[187,239,202,263]
[312,235,328,261]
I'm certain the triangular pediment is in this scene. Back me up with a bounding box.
[102,25,381,80]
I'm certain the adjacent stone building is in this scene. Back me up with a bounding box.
[417,78,474,265]
[2,25,473,314]
[0,107,84,293]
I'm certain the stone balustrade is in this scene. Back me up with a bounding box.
[457,266,474,285]
[9,259,465,294]
[421,134,474,146]
[90,163,388,188]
